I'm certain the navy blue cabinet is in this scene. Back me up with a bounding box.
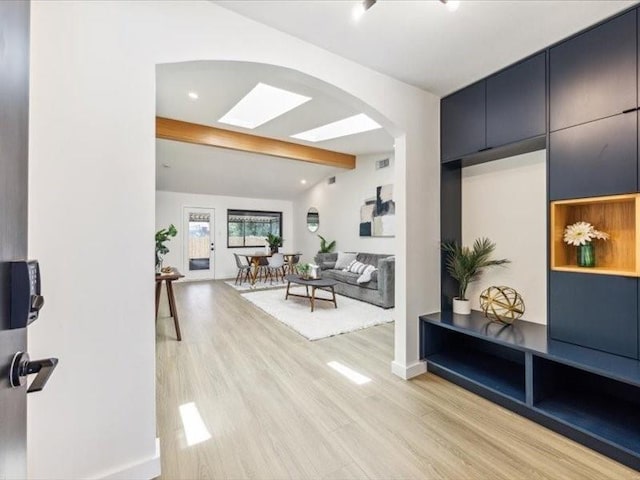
[441,81,486,162]
[549,272,638,359]
[549,10,637,132]
[549,113,637,200]
[486,53,546,148]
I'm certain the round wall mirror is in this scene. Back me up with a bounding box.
[307,207,319,232]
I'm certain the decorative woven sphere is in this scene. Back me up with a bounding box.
[479,286,525,325]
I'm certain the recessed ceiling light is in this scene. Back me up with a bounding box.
[352,0,376,21]
[219,83,311,129]
[441,0,460,11]
[291,113,382,142]
[188,91,199,100]
[300,179,307,185]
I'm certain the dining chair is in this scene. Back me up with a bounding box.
[233,253,251,285]
[266,253,285,284]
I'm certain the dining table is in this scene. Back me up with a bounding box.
[241,252,301,285]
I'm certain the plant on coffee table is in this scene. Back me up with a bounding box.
[297,263,311,279]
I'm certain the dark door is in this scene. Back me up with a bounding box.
[441,80,486,162]
[0,1,30,477]
[486,52,546,148]
[549,272,638,359]
[549,10,636,132]
[549,112,637,200]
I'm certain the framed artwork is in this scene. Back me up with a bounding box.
[360,184,395,237]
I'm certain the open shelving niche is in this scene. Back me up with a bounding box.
[550,193,640,277]
[421,311,640,470]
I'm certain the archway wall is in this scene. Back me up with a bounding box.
[28,1,440,478]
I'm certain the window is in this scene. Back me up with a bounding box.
[227,209,282,248]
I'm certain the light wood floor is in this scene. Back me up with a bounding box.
[156,280,639,479]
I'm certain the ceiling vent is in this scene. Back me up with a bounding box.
[327,176,336,185]
[376,158,390,170]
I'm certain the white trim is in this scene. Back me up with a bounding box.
[182,205,216,281]
[95,438,161,480]
[391,360,427,379]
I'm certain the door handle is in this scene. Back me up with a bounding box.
[10,352,59,393]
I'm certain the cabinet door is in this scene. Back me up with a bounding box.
[441,81,486,162]
[549,272,638,359]
[549,10,636,132]
[549,113,637,200]
[486,53,546,148]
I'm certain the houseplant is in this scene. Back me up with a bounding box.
[318,235,336,253]
[266,233,283,254]
[297,263,311,279]
[155,224,177,274]
[441,237,510,315]
[563,221,609,268]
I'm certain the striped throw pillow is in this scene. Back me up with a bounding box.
[345,260,369,274]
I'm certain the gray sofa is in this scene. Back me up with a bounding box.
[313,252,395,309]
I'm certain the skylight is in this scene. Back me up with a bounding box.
[291,113,382,142]
[218,83,311,129]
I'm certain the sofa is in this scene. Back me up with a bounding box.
[313,252,395,309]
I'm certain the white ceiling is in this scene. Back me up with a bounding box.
[156,61,394,155]
[215,0,637,96]
[156,61,393,199]
[156,139,342,200]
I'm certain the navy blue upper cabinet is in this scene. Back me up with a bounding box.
[549,113,637,200]
[441,81,486,162]
[549,272,638,359]
[549,10,637,132]
[486,53,546,148]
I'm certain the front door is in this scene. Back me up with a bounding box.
[183,207,216,280]
[0,1,30,476]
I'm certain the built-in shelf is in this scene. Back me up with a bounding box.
[550,194,640,277]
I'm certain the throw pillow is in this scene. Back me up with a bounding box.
[322,261,336,270]
[357,265,378,284]
[345,260,369,274]
[335,252,357,270]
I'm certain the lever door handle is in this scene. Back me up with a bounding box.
[10,352,59,393]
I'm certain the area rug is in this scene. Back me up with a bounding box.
[224,279,287,292]
[241,286,394,340]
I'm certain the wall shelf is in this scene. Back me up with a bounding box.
[550,194,640,277]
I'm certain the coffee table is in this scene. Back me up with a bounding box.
[284,274,338,312]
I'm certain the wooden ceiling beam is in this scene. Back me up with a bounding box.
[156,117,356,170]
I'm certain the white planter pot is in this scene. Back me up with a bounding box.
[453,298,471,315]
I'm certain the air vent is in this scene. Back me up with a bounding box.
[376,158,390,170]
[327,176,336,185]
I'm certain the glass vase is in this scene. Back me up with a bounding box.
[577,244,595,268]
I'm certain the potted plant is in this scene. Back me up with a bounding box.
[318,235,336,253]
[563,221,609,268]
[266,233,283,254]
[155,224,177,274]
[441,237,510,315]
[297,263,311,279]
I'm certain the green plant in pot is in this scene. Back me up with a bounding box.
[441,237,509,315]
[317,235,336,253]
[266,233,283,254]
[297,263,311,279]
[155,224,177,274]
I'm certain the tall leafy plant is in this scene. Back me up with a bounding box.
[318,235,336,253]
[155,224,177,269]
[441,237,509,301]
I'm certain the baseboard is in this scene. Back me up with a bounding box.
[391,360,427,379]
[97,438,161,480]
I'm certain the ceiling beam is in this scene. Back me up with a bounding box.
[156,117,356,170]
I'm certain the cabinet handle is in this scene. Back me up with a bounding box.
[622,107,639,114]
[478,147,493,152]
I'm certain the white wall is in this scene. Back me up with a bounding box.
[28,1,440,478]
[294,153,395,263]
[156,191,294,280]
[462,150,547,324]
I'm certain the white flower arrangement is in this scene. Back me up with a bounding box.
[563,221,610,246]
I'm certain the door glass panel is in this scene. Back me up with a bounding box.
[188,212,210,271]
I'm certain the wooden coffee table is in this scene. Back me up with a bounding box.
[284,274,338,312]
